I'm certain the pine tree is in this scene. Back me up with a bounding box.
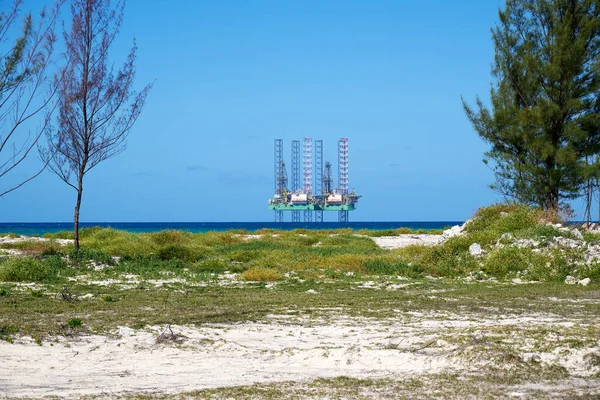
[463,0,600,211]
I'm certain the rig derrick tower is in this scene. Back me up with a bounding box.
[303,138,313,222]
[323,162,333,194]
[338,138,349,222]
[314,140,324,223]
[291,140,301,223]
[273,139,285,222]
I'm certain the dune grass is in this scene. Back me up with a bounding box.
[1,204,599,284]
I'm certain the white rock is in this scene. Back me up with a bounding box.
[81,293,94,299]
[305,289,317,294]
[500,233,514,241]
[118,326,134,337]
[443,225,462,238]
[469,243,483,256]
[530,354,542,363]
[512,278,523,284]
[578,278,591,286]
[565,275,577,285]
[571,228,584,240]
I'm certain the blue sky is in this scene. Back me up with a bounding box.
[1,0,520,222]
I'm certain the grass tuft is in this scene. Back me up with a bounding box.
[240,266,283,281]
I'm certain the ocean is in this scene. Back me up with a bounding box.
[0,221,462,236]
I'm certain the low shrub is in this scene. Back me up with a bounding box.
[0,240,62,256]
[325,254,370,271]
[157,244,195,261]
[116,257,186,276]
[483,246,538,278]
[0,257,55,282]
[43,230,73,239]
[44,255,70,272]
[525,249,576,282]
[192,258,232,273]
[67,318,82,327]
[362,258,424,278]
[240,266,283,281]
[465,204,539,235]
[68,248,114,266]
[0,233,20,238]
[0,325,18,342]
[149,230,197,246]
[227,250,264,263]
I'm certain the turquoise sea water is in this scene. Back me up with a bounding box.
[0,221,462,236]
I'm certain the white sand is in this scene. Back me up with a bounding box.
[1,318,452,397]
[0,235,73,246]
[372,235,444,249]
[1,313,597,398]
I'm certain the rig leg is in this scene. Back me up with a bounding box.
[292,210,301,222]
[338,210,348,223]
[315,210,323,222]
[303,210,312,222]
[275,210,283,222]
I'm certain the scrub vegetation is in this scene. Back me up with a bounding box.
[2,204,597,283]
[1,204,599,399]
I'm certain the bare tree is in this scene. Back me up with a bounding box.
[0,0,63,197]
[43,0,152,250]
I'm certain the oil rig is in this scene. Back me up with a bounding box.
[268,138,361,222]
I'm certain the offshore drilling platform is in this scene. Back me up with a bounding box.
[268,138,361,222]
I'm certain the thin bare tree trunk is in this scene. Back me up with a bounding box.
[44,0,152,237]
[74,178,83,251]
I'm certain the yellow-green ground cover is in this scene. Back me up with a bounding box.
[0,205,599,398]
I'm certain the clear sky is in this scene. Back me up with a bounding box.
[1,0,523,223]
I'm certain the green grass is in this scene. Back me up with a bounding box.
[3,203,598,283]
[0,276,598,339]
[0,256,73,283]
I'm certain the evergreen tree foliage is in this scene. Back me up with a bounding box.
[463,0,600,211]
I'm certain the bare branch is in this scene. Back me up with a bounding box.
[45,0,152,250]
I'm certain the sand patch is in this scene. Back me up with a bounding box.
[1,312,598,398]
[372,235,444,249]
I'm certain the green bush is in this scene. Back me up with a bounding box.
[0,258,55,282]
[192,258,234,273]
[362,258,424,278]
[149,230,191,246]
[483,246,534,277]
[157,244,194,261]
[68,248,114,265]
[525,249,576,282]
[43,230,73,239]
[115,256,186,276]
[67,318,82,327]
[227,250,264,263]
[0,325,18,342]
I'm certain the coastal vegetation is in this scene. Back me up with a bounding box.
[1,204,599,398]
[2,204,598,284]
